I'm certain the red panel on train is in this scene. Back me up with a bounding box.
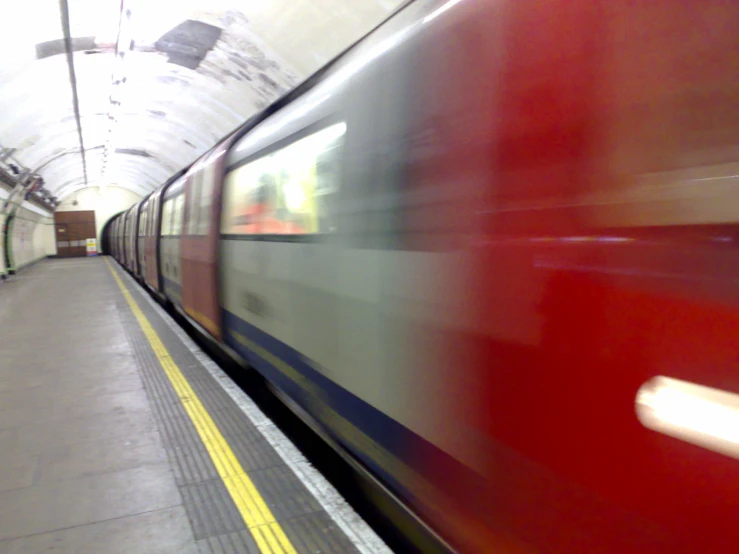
[180,142,232,340]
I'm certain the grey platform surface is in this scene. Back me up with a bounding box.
[0,258,370,554]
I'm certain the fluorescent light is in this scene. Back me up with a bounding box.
[636,376,739,459]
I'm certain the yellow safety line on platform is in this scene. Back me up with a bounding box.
[106,260,296,554]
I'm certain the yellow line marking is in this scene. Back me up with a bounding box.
[106,259,296,554]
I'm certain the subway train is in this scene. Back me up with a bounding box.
[108,0,739,552]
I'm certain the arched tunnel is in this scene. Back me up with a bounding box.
[0,0,404,269]
[99,212,124,255]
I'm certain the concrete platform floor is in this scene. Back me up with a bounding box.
[0,258,387,554]
[0,258,195,553]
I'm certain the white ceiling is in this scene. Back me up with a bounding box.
[0,0,404,199]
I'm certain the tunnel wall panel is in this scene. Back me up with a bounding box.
[12,206,53,271]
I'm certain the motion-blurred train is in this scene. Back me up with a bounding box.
[108,0,739,552]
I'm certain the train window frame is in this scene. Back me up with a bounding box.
[173,194,185,237]
[161,198,174,236]
[186,171,197,236]
[147,199,156,237]
[186,163,211,237]
[138,208,148,237]
[221,117,347,241]
[197,162,215,236]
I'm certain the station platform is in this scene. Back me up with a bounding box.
[0,258,391,554]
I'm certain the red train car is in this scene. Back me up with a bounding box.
[420,1,739,552]
[180,141,233,340]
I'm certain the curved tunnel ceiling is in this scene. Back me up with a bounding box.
[0,0,405,200]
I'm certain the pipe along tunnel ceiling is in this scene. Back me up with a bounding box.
[0,0,404,200]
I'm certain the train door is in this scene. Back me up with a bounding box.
[182,158,215,336]
[137,199,149,279]
[121,211,129,266]
[220,154,278,358]
[284,125,346,377]
[220,124,346,369]
[182,146,229,340]
[144,190,161,291]
[126,207,137,272]
[119,215,126,265]
[160,179,185,305]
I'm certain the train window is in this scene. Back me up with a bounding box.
[173,194,185,236]
[147,201,155,237]
[187,171,202,236]
[161,201,168,236]
[197,165,215,236]
[153,200,158,236]
[161,199,174,236]
[222,122,346,237]
[139,208,148,237]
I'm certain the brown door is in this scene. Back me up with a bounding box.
[55,211,96,258]
[55,223,72,257]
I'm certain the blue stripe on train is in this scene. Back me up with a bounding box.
[221,310,485,511]
[222,309,427,502]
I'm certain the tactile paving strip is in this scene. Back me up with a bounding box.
[113,274,362,554]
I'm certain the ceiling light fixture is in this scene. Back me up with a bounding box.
[102,1,134,187]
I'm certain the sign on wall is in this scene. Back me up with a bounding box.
[86,238,97,256]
